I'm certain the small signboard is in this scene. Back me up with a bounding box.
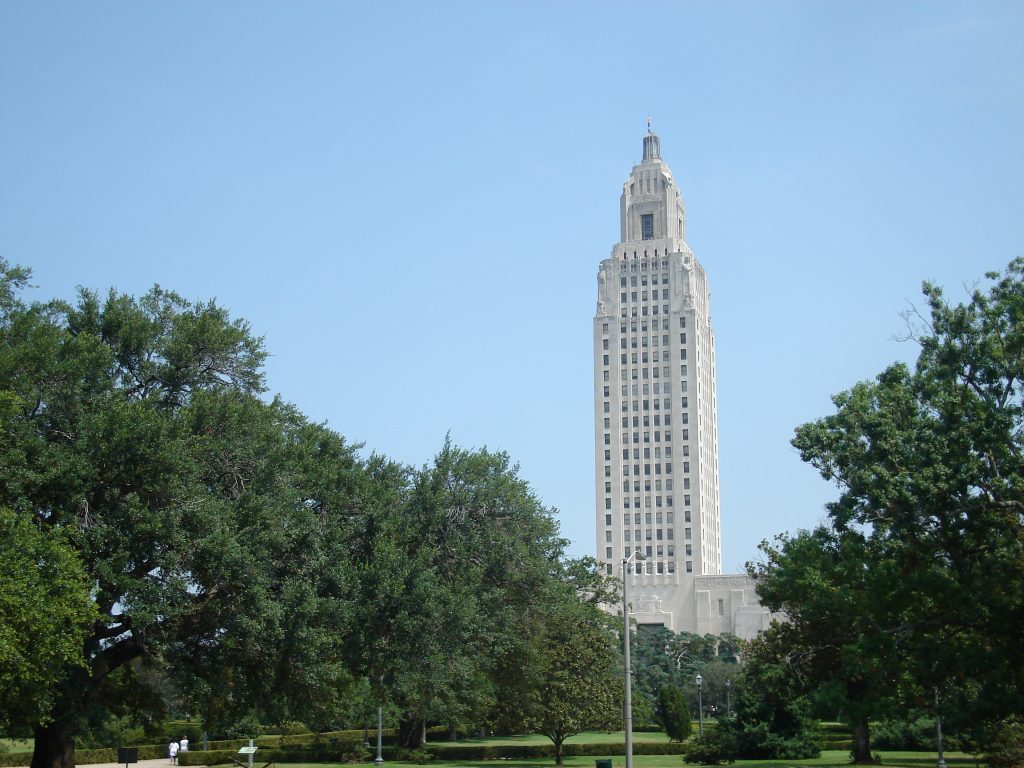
[117,748,138,767]
[238,747,258,755]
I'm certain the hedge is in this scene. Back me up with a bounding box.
[2,734,684,767]
[178,740,688,766]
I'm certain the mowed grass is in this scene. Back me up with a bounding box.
[0,739,33,754]
[447,732,673,745]
[0,755,981,768]
[274,750,979,768]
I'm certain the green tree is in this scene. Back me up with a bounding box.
[0,507,96,732]
[656,684,691,742]
[0,265,381,767]
[523,606,622,765]
[791,260,1024,730]
[716,627,819,760]
[752,528,901,761]
[629,628,739,726]
[347,438,576,745]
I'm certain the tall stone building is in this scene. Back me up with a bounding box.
[593,127,770,639]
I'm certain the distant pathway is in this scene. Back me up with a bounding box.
[4,758,201,768]
[86,759,195,768]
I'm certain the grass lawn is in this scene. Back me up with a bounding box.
[0,739,33,754]
[272,751,980,768]
[442,733,673,746]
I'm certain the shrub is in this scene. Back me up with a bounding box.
[715,719,819,760]
[986,718,1024,768]
[683,730,734,765]
[265,722,312,737]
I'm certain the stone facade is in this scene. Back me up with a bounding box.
[594,129,771,639]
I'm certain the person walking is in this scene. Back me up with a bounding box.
[180,736,189,754]
[168,739,179,765]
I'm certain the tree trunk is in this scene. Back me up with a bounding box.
[398,716,425,748]
[851,718,872,764]
[31,721,74,768]
[553,733,564,766]
[448,722,457,742]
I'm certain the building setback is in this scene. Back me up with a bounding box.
[593,128,771,638]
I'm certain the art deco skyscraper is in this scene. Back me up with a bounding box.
[594,128,723,630]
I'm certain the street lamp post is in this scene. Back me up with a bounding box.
[935,687,946,768]
[623,551,646,768]
[375,675,384,766]
[726,679,731,719]
[695,674,703,739]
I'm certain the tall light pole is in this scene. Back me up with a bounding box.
[695,674,703,739]
[375,674,384,766]
[623,551,646,768]
[726,678,731,719]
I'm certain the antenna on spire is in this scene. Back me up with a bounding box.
[647,114,652,131]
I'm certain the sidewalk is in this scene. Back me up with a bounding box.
[84,760,202,768]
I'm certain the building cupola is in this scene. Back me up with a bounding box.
[642,129,661,161]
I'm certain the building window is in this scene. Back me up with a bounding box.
[686,561,693,573]
[641,213,654,240]
[718,598,725,617]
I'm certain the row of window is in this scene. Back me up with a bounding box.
[620,272,668,287]
[621,528,674,541]
[621,305,669,318]
[610,548,696,574]
[614,458,691,476]
[618,258,670,272]
[612,429,675,443]
[621,289,670,302]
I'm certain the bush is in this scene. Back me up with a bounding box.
[986,718,1024,768]
[683,729,734,765]
[873,716,963,752]
[715,720,819,760]
[265,722,312,737]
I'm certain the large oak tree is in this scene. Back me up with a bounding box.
[0,262,381,768]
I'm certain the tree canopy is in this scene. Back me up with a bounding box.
[0,507,95,733]
[0,261,619,767]
[754,259,1024,757]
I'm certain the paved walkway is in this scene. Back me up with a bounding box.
[86,760,193,768]
[5,759,204,768]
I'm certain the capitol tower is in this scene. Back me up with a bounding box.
[594,126,769,637]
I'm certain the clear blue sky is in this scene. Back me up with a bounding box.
[2,2,1022,570]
